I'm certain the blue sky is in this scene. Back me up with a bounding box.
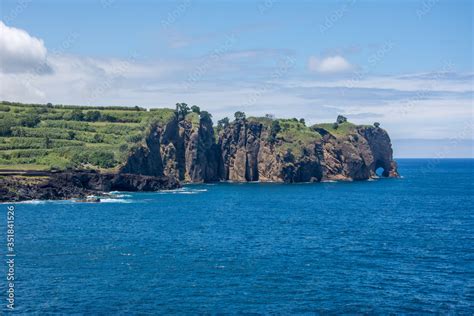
[0,0,473,157]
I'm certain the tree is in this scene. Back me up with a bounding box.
[191,105,201,114]
[332,122,339,129]
[268,120,281,143]
[299,118,305,125]
[374,122,380,128]
[175,103,190,120]
[217,117,230,132]
[234,111,246,121]
[265,113,275,120]
[46,103,53,108]
[336,115,347,124]
[200,111,212,122]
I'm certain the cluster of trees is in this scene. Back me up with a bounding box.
[68,109,118,122]
[0,112,41,136]
[175,103,202,119]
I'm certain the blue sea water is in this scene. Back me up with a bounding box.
[1,159,473,314]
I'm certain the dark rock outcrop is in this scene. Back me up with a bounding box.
[120,115,399,184]
[0,171,180,202]
[216,120,398,182]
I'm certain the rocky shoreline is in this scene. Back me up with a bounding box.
[0,171,180,202]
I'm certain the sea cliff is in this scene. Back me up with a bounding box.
[0,103,399,202]
[120,113,399,184]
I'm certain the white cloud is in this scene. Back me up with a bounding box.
[0,21,51,74]
[308,55,353,73]
[0,24,471,143]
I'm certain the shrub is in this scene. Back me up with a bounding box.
[93,133,104,143]
[0,105,10,112]
[84,110,101,122]
[20,112,40,127]
[89,151,115,168]
[0,119,14,136]
[67,131,76,140]
[70,109,84,121]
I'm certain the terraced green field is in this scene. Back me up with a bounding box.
[0,102,174,171]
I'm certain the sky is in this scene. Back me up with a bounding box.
[0,0,472,157]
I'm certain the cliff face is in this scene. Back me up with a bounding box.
[217,120,397,182]
[319,126,399,181]
[121,114,220,183]
[120,115,399,184]
[2,113,399,201]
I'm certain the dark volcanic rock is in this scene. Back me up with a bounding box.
[0,171,180,202]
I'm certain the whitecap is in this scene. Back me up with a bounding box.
[111,194,132,198]
[100,198,132,203]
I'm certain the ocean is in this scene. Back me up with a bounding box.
[1,159,473,314]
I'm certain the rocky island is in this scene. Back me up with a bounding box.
[0,102,399,202]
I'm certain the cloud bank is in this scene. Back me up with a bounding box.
[0,23,472,146]
[0,21,51,74]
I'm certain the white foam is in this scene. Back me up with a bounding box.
[16,200,47,204]
[157,187,207,194]
[100,198,132,203]
[111,194,132,198]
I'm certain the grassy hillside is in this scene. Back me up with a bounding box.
[276,119,321,157]
[247,117,321,157]
[0,101,174,171]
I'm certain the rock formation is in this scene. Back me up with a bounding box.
[120,114,399,184]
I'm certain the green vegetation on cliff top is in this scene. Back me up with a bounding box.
[0,101,174,171]
[0,102,368,171]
